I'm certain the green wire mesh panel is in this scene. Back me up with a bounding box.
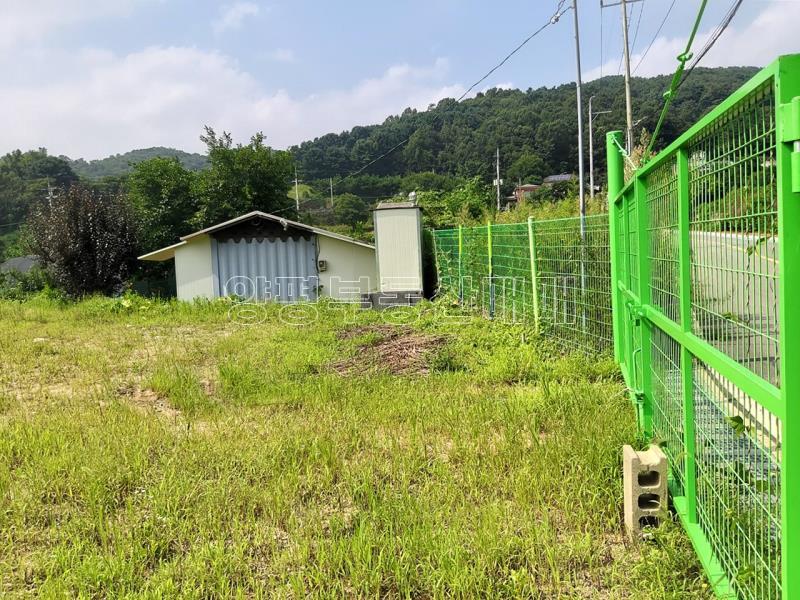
[611,65,790,599]
[491,223,533,323]
[650,327,686,496]
[624,191,643,380]
[684,78,783,599]
[534,215,612,353]
[647,160,681,323]
[693,359,782,600]
[432,216,613,354]
[688,81,780,388]
[626,190,640,294]
[461,225,491,315]
[433,228,460,297]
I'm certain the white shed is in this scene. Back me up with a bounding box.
[139,211,377,302]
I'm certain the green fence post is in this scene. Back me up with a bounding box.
[634,175,653,438]
[527,217,541,333]
[487,221,494,319]
[676,148,698,525]
[776,54,800,600]
[606,131,625,365]
[458,225,464,303]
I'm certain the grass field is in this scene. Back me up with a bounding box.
[0,296,710,598]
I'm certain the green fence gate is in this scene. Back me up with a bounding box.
[607,55,800,599]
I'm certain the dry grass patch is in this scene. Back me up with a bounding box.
[333,324,448,376]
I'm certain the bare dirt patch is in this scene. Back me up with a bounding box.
[118,385,182,420]
[332,325,447,376]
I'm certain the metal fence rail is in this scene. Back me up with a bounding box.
[608,55,800,599]
[432,215,613,355]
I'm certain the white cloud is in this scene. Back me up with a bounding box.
[0,48,465,159]
[0,0,151,52]
[586,0,800,80]
[213,2,260,35]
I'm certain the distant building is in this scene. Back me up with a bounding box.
[543,173,576,185]
[513,183,541,204]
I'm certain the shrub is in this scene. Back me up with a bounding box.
[0,267,51,300]
[26,185,139,297]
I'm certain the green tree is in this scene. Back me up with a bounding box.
[0,149,78,227]
[507,152,546,185]
[332,193,370,226]
[26,186,138,296]
[194,128,294,226]
[129,157,197,251]
[417,176,492,228]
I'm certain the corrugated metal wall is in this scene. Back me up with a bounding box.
[213,236,319,302]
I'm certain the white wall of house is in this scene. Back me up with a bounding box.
[174,235,215,301]
[317,236,377,300]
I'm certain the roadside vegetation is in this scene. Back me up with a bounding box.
[0,296,709,597]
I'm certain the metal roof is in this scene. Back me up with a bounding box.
[138,210,374,261]
[543,173,576,184]
[374,201,420,211]
[0,255,40,274]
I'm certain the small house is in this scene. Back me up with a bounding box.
[139,211,377,302]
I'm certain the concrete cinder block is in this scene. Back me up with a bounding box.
[623,444,668,538]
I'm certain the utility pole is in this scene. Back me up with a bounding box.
[495,147,502,211]
[600,0,642,153]
[620,0,634,153]
[293,166,300,212]
[588,96,611,199]
[572,0,585,236]
[572,0,587,332]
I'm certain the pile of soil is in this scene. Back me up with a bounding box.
[333,325,447,376]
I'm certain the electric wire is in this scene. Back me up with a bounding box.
[332,0,571,188]
[272,1,572,217]
[630,1,645,59]
[600,5,604,78]
[632,0,676,75]
[676,0,744,89]
[643,0,710,158]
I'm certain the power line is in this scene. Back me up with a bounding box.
[454,0,569,104]
[677,0,744,89]
[630,0,644,54]
[330,0,571,188]
[645,0,710,158]
[600,6,604,78]
[616,3,625,76]
[632,0,676,75]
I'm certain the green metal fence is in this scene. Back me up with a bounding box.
[433,214,613,354]
[432,55,799,599]
[607,55,800,599]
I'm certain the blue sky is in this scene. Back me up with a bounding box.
[1,0,797,159]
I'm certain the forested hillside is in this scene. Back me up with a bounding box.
[0,66,761,262]
[65,147,208,179]
[292,67,758,190]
